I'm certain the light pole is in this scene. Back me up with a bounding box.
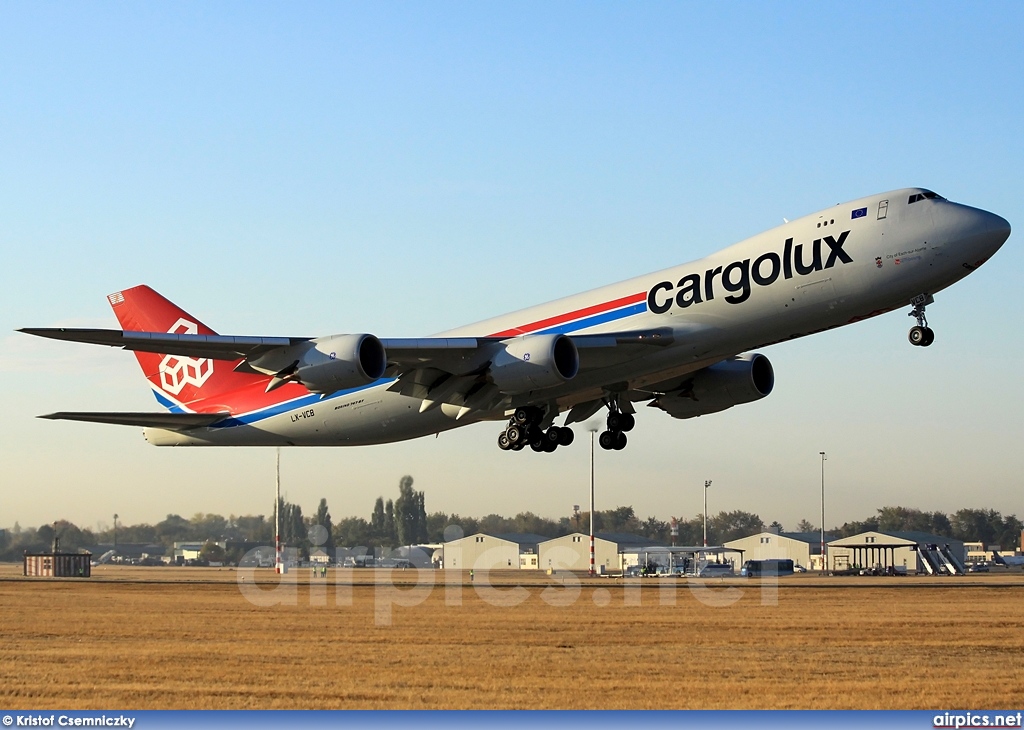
[113,513,118,549]
[703,481,712,547]
[819,451,827,572]
[589,427,598,577]
[275,448,283,574]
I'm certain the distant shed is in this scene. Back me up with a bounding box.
[24,551,92,578]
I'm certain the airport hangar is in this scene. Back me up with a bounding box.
[725,529,966,573]
[441,532,672,572]
[441,533,548,570]
[538,532,668,574]
[437,532,743,574]
[828,531,966,574]
[725,530,834,571]
[437,529,967,575]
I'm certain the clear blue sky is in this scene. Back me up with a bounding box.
[2,3,1021,534]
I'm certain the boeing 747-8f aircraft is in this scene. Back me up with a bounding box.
[21,188,1010,452]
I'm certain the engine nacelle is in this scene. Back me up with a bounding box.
[294,334,388,394]
[489,334,579,394]
[651,353,774,419]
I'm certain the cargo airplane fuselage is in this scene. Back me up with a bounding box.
[22,188,1010,452]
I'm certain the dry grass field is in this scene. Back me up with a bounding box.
[1,564,1022,710]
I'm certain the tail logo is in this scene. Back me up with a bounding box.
[158,318,214,395]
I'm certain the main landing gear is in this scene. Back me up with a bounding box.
[497,406,574,453]
[598,404,634,451]
[908,294,935,347]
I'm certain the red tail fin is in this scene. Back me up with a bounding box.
[107,285,272,410]
[108,285,217,336]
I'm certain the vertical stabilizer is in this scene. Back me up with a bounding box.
[107,285,273,411]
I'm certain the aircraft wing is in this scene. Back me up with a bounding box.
[20,327,674,370]
[382,329,676,413]
[18,328,302,360]
[381,329,674,373]
[20,325,677,413]
[38,411,230,430]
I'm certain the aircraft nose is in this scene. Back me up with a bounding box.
[987,211,1011,241]
[978,209,1011,252]
[953,205,1011,258]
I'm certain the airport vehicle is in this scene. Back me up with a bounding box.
[697,563,734,578]
[21,188,1009,451]
[741,559,795,577]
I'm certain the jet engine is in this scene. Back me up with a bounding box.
[290,334,388,394]
[650,353,774,419]
[489,334,579,394]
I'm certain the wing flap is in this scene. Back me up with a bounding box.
[38,411,229,430]
[380,337,488,375]
[571,328,676,348]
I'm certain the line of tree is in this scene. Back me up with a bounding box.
[1,483,1020,561]
[827,506,1023,549]
[0,513,274,561]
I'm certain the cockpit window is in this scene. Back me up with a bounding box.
[908,191,944,204]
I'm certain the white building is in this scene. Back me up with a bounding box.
[538,532,663,574]
[442,533,546,570]
[173,541,206,563]
[828,531,966,574]
[724,531,832,570]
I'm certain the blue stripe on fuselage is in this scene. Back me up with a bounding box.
[210,380,396,428]
[536,302,647,335]
[161,300,648,429]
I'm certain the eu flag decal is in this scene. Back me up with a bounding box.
[852,207,868,219]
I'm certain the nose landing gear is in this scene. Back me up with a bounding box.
[908,294,935,347]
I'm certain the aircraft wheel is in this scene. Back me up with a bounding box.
[921,327,935,347]
[506,424,524,444]
[498,432,512,450]
[557,427,574,446]
[543,439,558,453]
[619,413,635,432]
[511,441,525,451]
[908,326,926,346]
[543,428,562,446]
[614,431,628,450]
[513,407,533,425]
[599,430,618,450]
[530,440,546,452]
[607,412,623,431]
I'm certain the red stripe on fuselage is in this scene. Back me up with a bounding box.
[487,291,646,338]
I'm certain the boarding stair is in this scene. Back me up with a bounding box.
[915,546,935,575]
[940,545,966,574]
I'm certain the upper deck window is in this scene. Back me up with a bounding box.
[908,191,944,204]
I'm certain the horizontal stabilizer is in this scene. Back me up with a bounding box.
[38,411,230,430]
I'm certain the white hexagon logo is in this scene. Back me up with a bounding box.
[158,318,214,395]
